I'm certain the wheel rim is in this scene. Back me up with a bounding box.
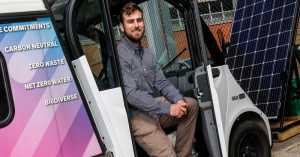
[238,133,264,157]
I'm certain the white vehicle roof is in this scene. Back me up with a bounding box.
[0,0,46,14]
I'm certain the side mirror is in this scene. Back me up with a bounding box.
[217,29,230,58]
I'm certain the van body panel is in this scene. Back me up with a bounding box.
[213,65,272,152]
[0,17,102,157]
[0,0,46,14]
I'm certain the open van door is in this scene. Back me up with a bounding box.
[63,0,136,156]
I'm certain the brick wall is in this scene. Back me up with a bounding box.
[82,44,103,77]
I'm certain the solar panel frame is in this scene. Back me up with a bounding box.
[226,0,300,119]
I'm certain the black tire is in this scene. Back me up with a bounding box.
[229,120,271,157]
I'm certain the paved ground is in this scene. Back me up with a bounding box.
[272,133,300,157]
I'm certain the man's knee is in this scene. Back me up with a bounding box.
[185,97,199,112]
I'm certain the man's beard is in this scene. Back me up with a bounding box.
[124,28,145,43]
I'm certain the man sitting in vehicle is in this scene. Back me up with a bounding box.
[117,2,199,157]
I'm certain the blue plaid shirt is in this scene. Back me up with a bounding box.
[117,37,184,116]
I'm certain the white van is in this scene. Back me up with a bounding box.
[0,0,272,156]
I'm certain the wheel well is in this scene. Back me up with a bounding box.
[230,112,269,143]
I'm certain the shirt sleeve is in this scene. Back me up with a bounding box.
[153,55,185,104]
[118,49,171,115]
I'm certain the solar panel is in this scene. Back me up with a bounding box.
[226,0,300,119]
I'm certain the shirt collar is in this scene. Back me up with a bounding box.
[121,36,143,54]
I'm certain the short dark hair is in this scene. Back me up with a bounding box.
[120,2,143,24]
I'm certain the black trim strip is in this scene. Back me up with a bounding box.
[0,11,49,22]
[192,0,209,68]
[48,0,57,7]
[0,51,15,129]
[66,0,84,58]
[184,9,202,68]
[43,0,107,153]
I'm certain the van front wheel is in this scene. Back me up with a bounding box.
[229,120,271,157]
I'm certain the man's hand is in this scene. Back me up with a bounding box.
[169,101,188,118]
[177,100,189,109]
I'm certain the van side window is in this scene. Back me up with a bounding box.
[51,0,119,91]
[114,1,193,74]
[74,0,119,91]
[0,52,14,128]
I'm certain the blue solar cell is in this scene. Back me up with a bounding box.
[260,76,272,89]
[273,59,286,74]
[278,31,291,46]
[274,0,285,9]
[261,11,272,24]
[226,57,235,69]
[253,2,264,15]
[230,33,239,45]
[241,66,253,79]
[259,24,270,38]
[281,17,293,32]
[283,4,295,18]
[248,91,258,103]
[247,40,257,53]
[234,9,245,21]
[246,0,255,6]
[233,68,242,80]
[272,8,283,22]
[251,15,262,27]
[264,0,275,12]
[249,78,260,91]
[286,0,296,5]
[257,104,267,113]
[252,64,263,77]
[244,5,254,18]
[267,103,279,117]
[228,45,237,56]
[256,37,267,51]
[234,55,245,68]
[249,28,259,40]
[244,53,255,66]
[237,43,247,55]
[254,50,265,64]
[267,34,279,48]
[255,0,264,3]
[240,80,250,91]
[257,90,269,103]
[269,21,281,35]
[272,74,282,87]
[269,89,281,102]
[239,30,249,43]
[241,18,251,30]
[262,62,274,75]
[232,21,242,33]
[276,45,289,59]
[264,48,276,62]
[236,0,246,9]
